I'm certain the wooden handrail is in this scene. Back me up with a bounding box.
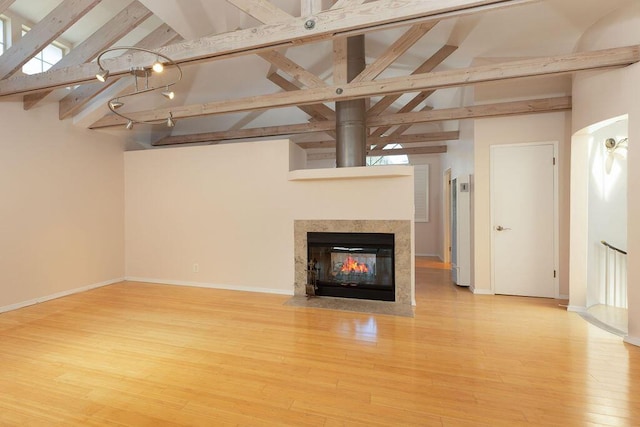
[601,240,627,255]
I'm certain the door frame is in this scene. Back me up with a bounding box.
[489,141,560,297]
[443,168,452,263]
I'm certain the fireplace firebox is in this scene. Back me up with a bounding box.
[307,232,395,301]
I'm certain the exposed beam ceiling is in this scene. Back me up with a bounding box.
[0,0,538,96]
[87,45,630,128]
[266,72,335,121]
[367,44,457,116]
[0,0,624,153]
[308,145,448,160]
[23,1,153,110]
[366,96,572,127]
[351,22,437,84]
[153,121,336,146]
[0,0,101,80]
[151,96,568,147]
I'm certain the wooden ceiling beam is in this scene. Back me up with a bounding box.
[153,121,337,146]
[24,1,153,110]
[370,91,435,138]
[152,96,566,147]
[368,145,447,156]
[0,0,16,15]
[0,0,101,79]
[368,96,572,127]
[258,49,326,88]
[227,0,293,24]
[308,145,447,160]
[352,22,437,83]
[367,44,457,116]
[267,72,336,138]
[0,0,537,96]
[369,128,458,146]
[385,113,427,138]
[331,0,367,9]
[58,25,180,120]
[332,37,348,85]
[297,130,460,149]
[86,42,625,129]
[267,72,336,123]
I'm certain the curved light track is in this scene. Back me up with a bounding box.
[95,46,183,128]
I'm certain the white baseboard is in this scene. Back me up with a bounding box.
[0,278,124,314]
[415,253,439,258]
[623,335,640,347]
[558,294,569,300]
[470,286,493,295]
[567,305,587,313]
[125,277,294,296]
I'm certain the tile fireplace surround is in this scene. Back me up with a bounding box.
[294,219,413,307]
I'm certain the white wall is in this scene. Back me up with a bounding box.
[572,66,640,342]
[571,1,640,345]
[473,112,571,295]
[442,88,476,268]
[124,140,415,294]
[586,119,628,307]
[410,154,442,257]
[0,102,125,311]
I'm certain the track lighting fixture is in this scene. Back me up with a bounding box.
[109,99,124,109]
[152,58,164,73]
[161,86,175,100]
[603,136,628,174]
[95,46,182,130]
[95,68,109,82]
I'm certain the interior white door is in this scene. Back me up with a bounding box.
[491,143,556,297]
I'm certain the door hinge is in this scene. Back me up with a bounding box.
[554,270,557,278]
[553,157,556,166]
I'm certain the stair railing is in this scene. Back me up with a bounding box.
[600,240,627,308]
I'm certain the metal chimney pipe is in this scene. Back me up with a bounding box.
[336,35,366,168]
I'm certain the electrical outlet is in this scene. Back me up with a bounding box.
[193,263,199,273]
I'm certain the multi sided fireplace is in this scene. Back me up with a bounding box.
[307,232,395,301]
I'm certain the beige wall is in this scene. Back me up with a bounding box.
[0,102,125,311]
[308,154,443,259]
[473,112,571,295]
[124,140,415,294]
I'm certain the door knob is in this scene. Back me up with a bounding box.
[496,225,511,231]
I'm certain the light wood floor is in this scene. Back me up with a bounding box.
[1,258,639,426]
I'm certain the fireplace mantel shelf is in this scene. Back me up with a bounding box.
[288,166,412,181]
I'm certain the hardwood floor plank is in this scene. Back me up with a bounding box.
[0,258,639,425]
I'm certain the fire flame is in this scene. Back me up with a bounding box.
[340,256,369,273]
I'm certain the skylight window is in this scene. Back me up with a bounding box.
[0,17,5,55]
[21,26,67,75]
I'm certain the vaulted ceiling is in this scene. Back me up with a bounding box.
[0,0,636,158]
